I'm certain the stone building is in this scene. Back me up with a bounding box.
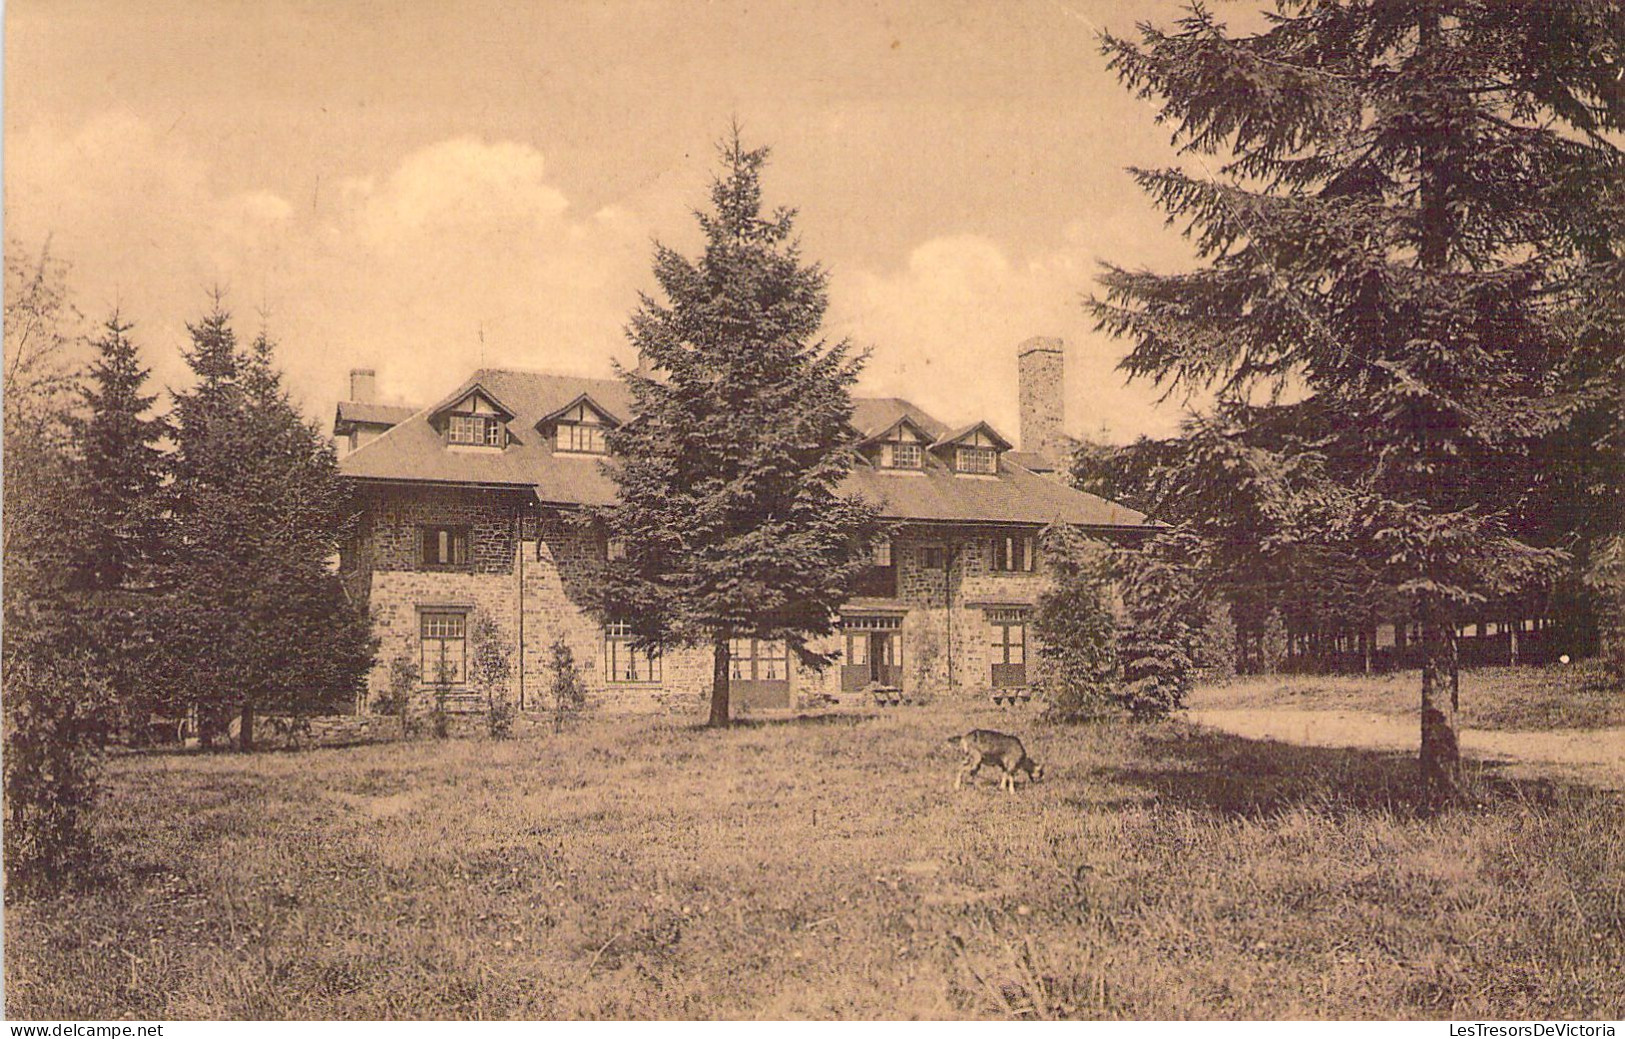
[335,339,1153,716]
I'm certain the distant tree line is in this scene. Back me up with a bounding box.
[3,245,375,893]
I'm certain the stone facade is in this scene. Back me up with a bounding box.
[343,483,1062,717]
[343,484,714,719]
[796,528,1053,704]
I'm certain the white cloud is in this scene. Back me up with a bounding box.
[6,115,1191,443]
[6,118,652,418]
[345,137,570,246]
[830,233,1193,445]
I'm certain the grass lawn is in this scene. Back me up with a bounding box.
[1190,661,1625,732]
[6,704,1622,1020]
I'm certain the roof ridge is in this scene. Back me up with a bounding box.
[473,365,625,379]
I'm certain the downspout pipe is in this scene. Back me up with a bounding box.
[944,541,959,693]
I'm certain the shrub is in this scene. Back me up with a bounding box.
[1033,528,1119,721]
[3,637,113,894]
[468,612,514,740]
[548,636,586,734]
[1115,533,1207,719]
[426,650,456,740]
[377,649,418,717]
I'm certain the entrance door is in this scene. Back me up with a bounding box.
[988,610,1028,688]
[728,638,791,709]
[869,631,902,687]
[841,615,905,691]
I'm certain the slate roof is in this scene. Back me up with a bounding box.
[1005,449,1060,473]
[334,401,418,431]
[849,398,949,441]
[339,368,1152,529]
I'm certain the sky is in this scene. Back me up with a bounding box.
[4,0,1217,446]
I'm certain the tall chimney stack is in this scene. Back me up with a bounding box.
[1017,336,1065,465]
[349,368,377,404]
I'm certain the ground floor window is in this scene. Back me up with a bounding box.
[605,620,661,683]
[729,638,788,683]
[420,610,468,685]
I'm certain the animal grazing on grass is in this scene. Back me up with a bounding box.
[947,729,1043,792]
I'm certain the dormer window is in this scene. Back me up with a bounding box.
[558,423,607,455]
[956,446,997,474]
[431,386,515,450]
[450,414,503,447]
[869,417,930,469]
[932,421,1011,475]
[543,397,618,456]
[883,443,922,469]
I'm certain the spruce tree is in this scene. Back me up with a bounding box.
[600,132,882,727]
[1092,1,1622,793]
[163,308,376,747]
[71,312,168,591]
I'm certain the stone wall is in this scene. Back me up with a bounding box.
[357,486,714,717]
[365,484,527,575]
[352,484,1061,716]
[796,528,1056,705]
[895,529,1049,699]
[244,712,404,749]
[518,513,715,714]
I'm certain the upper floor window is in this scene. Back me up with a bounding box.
[423,526,469,567]
[605,536,627,561]
[872,539,893,568]
[557,422,608,455]
[449,414,503,447]
[990,534,1035,572]
[956,446,997,475]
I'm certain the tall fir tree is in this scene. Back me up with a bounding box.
[163,307,376,747]
[1092,1,1622,793]
[71,312,168,591]
[600,132,882,727]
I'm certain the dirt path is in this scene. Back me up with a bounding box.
[1185,707,1625,791]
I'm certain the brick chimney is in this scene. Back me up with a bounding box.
[349,368,376,404]
[1018,337,1065,464]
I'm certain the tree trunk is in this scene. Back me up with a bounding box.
[1419,617,1461,796]
[707,636,732,728]
[239,703,255,753]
